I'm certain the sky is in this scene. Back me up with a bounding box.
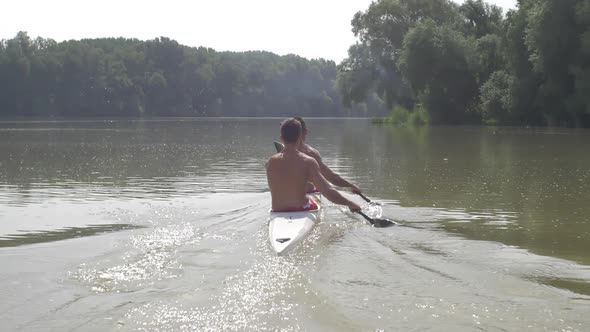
[1,0,517,62]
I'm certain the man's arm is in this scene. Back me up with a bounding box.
[307,148,361,194]
[307,158,361,212]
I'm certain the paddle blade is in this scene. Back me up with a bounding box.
[274,141,284,153]
[371,218,397,228]
[357,211,396,228]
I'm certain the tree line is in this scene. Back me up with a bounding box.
[338,0,590,127]
[0,32,386,118]
[2,0,588,126]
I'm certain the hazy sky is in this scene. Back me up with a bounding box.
[1,0,517,62]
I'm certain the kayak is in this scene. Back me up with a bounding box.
[268,192,322,255]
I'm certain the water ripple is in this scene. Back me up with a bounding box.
[72,224,204,293]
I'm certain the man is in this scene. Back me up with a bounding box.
[294,117,362,194]
[266,118,361,213]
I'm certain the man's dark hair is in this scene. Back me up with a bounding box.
[281,118,302,143]
[294,116,307,133]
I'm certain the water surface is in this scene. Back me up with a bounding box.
[0,119,589,331]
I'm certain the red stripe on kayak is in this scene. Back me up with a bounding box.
[272,199,319,213]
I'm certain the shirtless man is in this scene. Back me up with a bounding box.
[294,117,362,194]
[266,118,361,213]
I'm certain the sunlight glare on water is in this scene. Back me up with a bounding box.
[0,119,589,331]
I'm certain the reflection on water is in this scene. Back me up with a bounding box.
[121,205,365,332]
[337,124,590,266]
[0,119,272,207]
[1,119,590,331]
[1,118,589,264]
[0,224,144,248]
[534,277,590,297]
[73,223,202,293]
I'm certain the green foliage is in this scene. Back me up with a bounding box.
[336,43,376,107]
[341,0,460,111]
[409,103,430,126]
[459,0,504,38]
[341,0,590,127]
[389,106,410,125]
[372,104,429,126]
[0,32,387,118]
[399,19,480,124]
[480,70,515,124]
[474,34,505,83]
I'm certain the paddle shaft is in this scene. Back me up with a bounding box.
[357,192,372,203]
[357,210,377,226]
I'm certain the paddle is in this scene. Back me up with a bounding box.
[356,210,397,228]
[274,140,396,228]
[355,192,409,228]
[356,192,382,206]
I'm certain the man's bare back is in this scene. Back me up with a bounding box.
[266,118,361,213]
[266,149,315,211]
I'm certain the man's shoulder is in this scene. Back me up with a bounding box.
[267,152,310,162]
[301,144,321,160]
[299,152,319,168]
[266,153,281,165]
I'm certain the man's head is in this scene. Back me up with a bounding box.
[294,117,308,139]
[280,118,302,144]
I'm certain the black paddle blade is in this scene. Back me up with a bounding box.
[357,211,397,228]
[274,141,284,153]
[371,218,397,228]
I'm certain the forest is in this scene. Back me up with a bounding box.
[339,0,590,126]
[0,33,386,118]
[1,0,589,126]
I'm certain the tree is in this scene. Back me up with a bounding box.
[459,0,503,38]
[340,0,590,127]
[0,32,383,118]
[339,0,460,110]
[399,20,480,124]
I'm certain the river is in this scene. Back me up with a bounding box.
[1,118,589,331]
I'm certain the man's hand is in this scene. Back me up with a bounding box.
[305,182,316,193]
[348,201,362,213]
[350,183,362,195]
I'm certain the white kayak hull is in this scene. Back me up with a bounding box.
[268,193,322,255]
